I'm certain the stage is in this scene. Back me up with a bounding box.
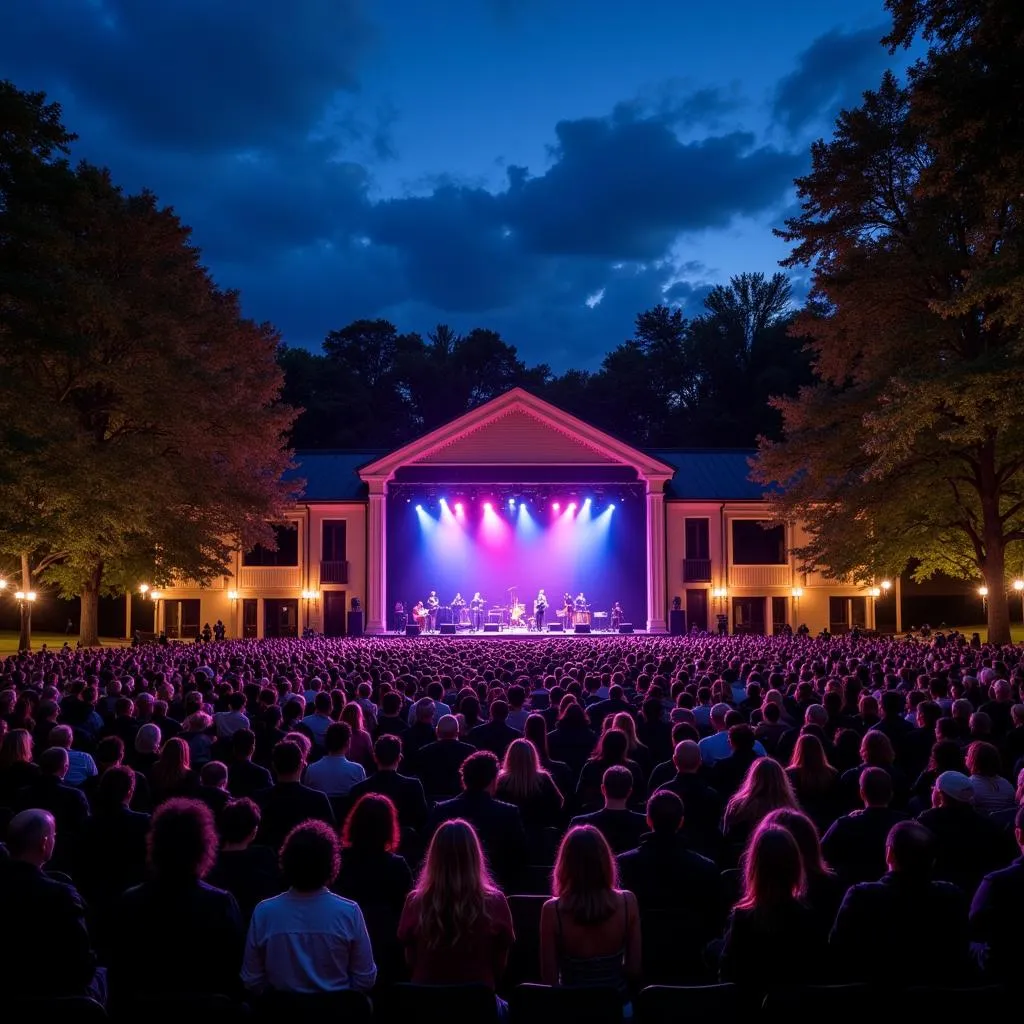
[380,627,648,639]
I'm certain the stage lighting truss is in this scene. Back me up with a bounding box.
[396,482,635,511]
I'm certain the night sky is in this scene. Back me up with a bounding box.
[3,1,908,370]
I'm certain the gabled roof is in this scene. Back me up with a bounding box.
[358,388,676,483]
[651,449,765,500]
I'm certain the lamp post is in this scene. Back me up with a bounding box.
[150,591,162,635]
[791,587,803,629]
[978,585,988,620]
[301,590,319,635]
[711,586,728,635]
[228,590,239,639]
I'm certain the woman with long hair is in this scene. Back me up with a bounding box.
[609,712,652,777]
[340,702,375,773]
[786,733,841,830]
[540,825,641,1010]
[337,794,413,984]
[722,758,800,863]
[0,728,39,805]
[718,822,825,992]
[398,819,514,996]
[149,736,199,805]
[496,738,563,829]
[576,729,645,813]
[548,700,597,779]
[762,808,844,932]
[523,713,574,797]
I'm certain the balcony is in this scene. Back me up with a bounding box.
[682,558,712,583]
[730,565,792,588]
[320,560,350,585]
[238,566,301,590]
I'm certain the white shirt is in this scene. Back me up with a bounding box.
[304,754,366,796]
[242,889,377,994]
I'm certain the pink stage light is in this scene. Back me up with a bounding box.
[552,502,560,512]
[483,502,493,512]
[567,502,577,511]
[454,502,464,514]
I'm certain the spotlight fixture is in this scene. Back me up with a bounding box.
[415,504,423,511]
[483,502,493,511]
[454,502,464,514]
[609,503,616,510]
[552,502,561,511]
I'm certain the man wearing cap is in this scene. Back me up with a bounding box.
[917,771,1014,894]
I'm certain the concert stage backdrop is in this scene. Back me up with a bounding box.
[387,485,647,627]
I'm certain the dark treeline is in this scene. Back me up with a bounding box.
[279,271,813,450]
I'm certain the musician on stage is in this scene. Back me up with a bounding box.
[534,589,548,631]
[610,601,623,630]
[451,592,466,612]
[411,601,426,631]
[426,591,440,632]
[394,601,407,633]
[470,592,485,631]
[574,592,587,611]
[563,592,573,617]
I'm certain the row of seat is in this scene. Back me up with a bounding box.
[9,983,1008,1024]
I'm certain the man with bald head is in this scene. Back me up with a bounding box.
[655,740,724,859]
[411,714,475,799]
[0,810,100,998]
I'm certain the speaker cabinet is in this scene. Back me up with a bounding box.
[547,623,564,632]
[405,624,421,636]
[439,623,456,635]
[574,624,591,634]
[669,609,686,636]
[483,623,500,633]
[618,623,634,634]
[347,611,364,637]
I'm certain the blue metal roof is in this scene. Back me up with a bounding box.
[286,447,766,502]
[648,449,765,500]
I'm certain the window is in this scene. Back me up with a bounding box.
[731,520,786,565]
[243,523,299,566]
[322,520,347,562]
[684,518,710,559]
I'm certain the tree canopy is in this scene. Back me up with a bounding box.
[754,0,1024,643]
[0,82,296,646]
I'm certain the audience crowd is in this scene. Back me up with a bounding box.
[1,630,1023,1017]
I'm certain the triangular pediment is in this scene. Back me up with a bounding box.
[359,389,674,482]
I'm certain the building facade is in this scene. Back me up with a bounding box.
[153,389,886,638]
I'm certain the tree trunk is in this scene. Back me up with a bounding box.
[984,544,1011,645]
[78,560,104,647]
[18,552,32,653]
[978,438,1012,645]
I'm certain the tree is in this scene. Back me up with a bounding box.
[753,4,1024,643]
[0,83,296,645]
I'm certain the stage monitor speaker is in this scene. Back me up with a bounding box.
[347,611,364,637]
[547,623,564,632]
[439,623,456,635]
[618,623,634,634]
[574,624,591,634]
[405,624,421,636]
[669,609,687,636]
[483,623,500,633]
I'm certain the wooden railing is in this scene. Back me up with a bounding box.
[682,558,712,582]
[320,560,350,585]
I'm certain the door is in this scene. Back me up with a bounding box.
[264,598,298,638]
[323,591,347,637]
[686,589,708,632]
[772,596,789,634]
[242,599,258,638]
[732,597,766,635]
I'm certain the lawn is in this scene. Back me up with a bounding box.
[0,631,130,655]
[940,624,1024,643]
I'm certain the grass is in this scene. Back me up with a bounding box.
[938,624,1024,643]
[0,631,130,656]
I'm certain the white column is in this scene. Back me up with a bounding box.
[367,480,388,634]
[645,481,668,633]
[124,593,132,639]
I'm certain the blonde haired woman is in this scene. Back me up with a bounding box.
[540,825,641,1013]
[722,758,800,865]
[496,738,563,829]
[398,819,514,1002]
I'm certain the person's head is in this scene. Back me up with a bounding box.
[218,798,261,848]
[135,723,162,756]
[412,819,496,947]
[0,729,33,768]
[932,770,975,809]
[737,822,805,911]
[48,724,73,751]
[553,824,618,924]
[790,733,831,774]
[280,820,340,892]
[324,722,352,756]
[646,789,684,836]
[597,728,629,765]
[498,738,545,800]
[727,724,756,755]
[601,764,633,808]
[147,798,217,882]
[460,750,500,794]
[272,740,305,780]
[762,808,830,879]
[859,766,893,808]
[158,736,191,775]
[232,728,257,761]
[886,821,935,877]
[413,697,434,725]
[200,760,228,790]
[860,731,895,767]
[727,757,798,824]
[966,741,1002,779]
[342,793,401,854]
[94,735,124,768]
[39,746,69,780]
[6,809,56,867]
[373,734,402,770]
[672,740,701,775]
[436,714,460,741]
[489,699,509,723]
[97,765,136,808]
[710,702,731,731]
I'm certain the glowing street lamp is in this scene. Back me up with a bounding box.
[228,590,239,602]
[14,591,37,604]
[0,578,7,591]
[138,583,150,596]
[1014,580,1023,625]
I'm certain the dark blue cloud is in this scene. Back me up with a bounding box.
[773,24,891,135]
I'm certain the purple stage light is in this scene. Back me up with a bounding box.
[552,502,560,511]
